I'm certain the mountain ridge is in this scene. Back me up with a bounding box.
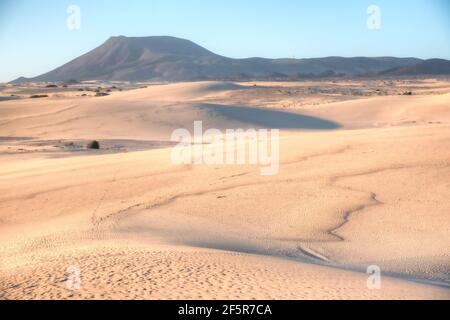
[378,58,450,76]
[11,36,449,83]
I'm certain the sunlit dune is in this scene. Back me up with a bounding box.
[0,79,449,299]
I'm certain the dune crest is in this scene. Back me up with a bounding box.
[1,79,449,300]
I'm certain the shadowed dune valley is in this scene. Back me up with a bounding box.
[1,1,450,306]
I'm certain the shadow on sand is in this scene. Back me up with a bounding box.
[198,104,340,130]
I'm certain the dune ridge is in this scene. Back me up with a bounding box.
[0,80,449,299]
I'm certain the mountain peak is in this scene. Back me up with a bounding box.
[11,36,448,83]
[101,35,217,58]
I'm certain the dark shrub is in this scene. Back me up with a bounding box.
[87,141,100,149]
[95,92,109,97]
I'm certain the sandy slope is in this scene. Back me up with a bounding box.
[0,81,449,299]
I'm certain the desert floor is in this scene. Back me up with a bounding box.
[0,79,449,299]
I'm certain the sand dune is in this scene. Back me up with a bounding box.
[0,80,449,299]
[303,92,450,128]
[1,81,449,141]
[0,82,341,141]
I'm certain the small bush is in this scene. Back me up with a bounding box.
[95,92,109,97]
[30,95,48,99]
[87,141,100,149]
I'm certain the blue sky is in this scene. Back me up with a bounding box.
[0,0,449,82]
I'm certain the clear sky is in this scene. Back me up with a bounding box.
[0,0,449,82]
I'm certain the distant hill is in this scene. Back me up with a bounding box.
[378,59,450,76]
[12,36,438,83]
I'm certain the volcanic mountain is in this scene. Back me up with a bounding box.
[12,36,444,82]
